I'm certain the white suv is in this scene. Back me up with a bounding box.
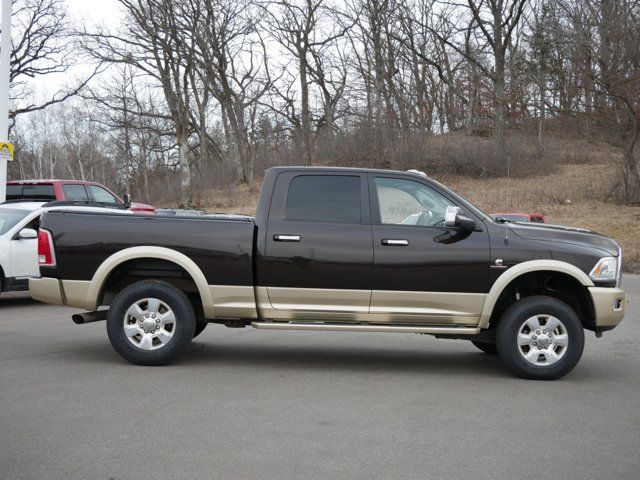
[0,202,132,294]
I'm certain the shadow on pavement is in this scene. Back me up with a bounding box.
[68,337,510,379]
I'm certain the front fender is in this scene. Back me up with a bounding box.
[478,260,594,328]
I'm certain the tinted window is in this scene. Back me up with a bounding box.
[6,184,55,200]
[285,175,361,224]
[88,185,118,204]
[62,184,89,201]
[374,177,452,227]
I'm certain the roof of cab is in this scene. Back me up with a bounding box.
[265,166,431,178]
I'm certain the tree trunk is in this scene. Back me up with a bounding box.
[178,128,191,208]
[493,52,507,164]
[299,54,312,166]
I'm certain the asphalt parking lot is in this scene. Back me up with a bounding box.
[1,276,638,480]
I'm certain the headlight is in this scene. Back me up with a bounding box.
[589,257,618,282]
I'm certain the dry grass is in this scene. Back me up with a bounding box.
[198,160,640,273]
[438,164,640,272]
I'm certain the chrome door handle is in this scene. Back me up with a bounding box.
[274,234,301,242]
[381,239,409,246]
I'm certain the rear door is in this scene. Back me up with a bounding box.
[368,174,491,325]
[259,171,373,318]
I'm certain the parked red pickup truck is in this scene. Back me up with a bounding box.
[6,180,155,214]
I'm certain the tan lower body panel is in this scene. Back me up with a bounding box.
[257,286,484,326]
[61,280,93,310]
[589,287,626,327]
[29,277,65,306]
[209,285,258,319]
[370,290,485,324]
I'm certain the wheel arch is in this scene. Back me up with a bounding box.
[87,247,215,317]
[479,260,594,329]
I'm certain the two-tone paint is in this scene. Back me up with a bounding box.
[30,167,626,333]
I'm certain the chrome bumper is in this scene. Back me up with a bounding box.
[588,287,626,328]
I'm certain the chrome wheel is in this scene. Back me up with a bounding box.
[517,314,569,366]
[122,298,176,350]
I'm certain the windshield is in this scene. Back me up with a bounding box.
[0,209,30,236]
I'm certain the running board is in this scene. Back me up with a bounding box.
[251,322,480,335]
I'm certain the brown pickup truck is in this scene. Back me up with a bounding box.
[30,167,627,379]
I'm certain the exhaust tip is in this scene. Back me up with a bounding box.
[72,314,85,324]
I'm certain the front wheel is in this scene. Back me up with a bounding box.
[106,280,196,366]
[496,296,584,380]
[471,341,498,355]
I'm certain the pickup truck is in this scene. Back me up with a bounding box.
[6,179,156,214]
[29,167,627,379]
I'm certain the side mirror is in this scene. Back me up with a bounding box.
[18,228,38,239]
[444,206,476,231]
[123,193,132,209]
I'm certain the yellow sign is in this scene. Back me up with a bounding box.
[0,142,13,162]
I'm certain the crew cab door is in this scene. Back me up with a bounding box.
[258,172,373,319]
[368,174,490,325]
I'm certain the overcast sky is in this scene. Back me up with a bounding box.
[65,0,122,26]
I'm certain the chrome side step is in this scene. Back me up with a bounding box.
[251,322,480,335]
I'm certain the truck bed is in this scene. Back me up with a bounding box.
[39,211,255,286]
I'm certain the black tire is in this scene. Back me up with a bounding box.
[496,295,585,380]
[471,341,498,355]
[106,280,196,366]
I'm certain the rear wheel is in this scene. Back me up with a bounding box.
[107,280,196,365]
[496,296,584,380]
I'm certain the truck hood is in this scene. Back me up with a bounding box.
[507,222,620,257]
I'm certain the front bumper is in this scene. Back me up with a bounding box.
[588,287,626,329]
[29,277,65,306]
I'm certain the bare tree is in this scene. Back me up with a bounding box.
[7,0,96,125]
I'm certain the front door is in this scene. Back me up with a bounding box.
[10,215,40,278]
[368,174,491,325]
[259,172,373,320]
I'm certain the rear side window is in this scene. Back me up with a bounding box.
[6,184,55,200]
[285,175,361,224]
[62,184,89,201]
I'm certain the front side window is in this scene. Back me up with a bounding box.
[88,185,118,204]
[285,175,361,224]
[0,209,30,236]
[374,177,452,227]
[62,184,89,201]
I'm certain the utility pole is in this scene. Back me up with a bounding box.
[0,0,12,202]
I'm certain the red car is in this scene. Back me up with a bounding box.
[491,212,546,223]
[5,180,156,214]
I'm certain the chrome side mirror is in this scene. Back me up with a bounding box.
[123,193,132,209]
[18,228,38,239]
[444,206,476,231]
